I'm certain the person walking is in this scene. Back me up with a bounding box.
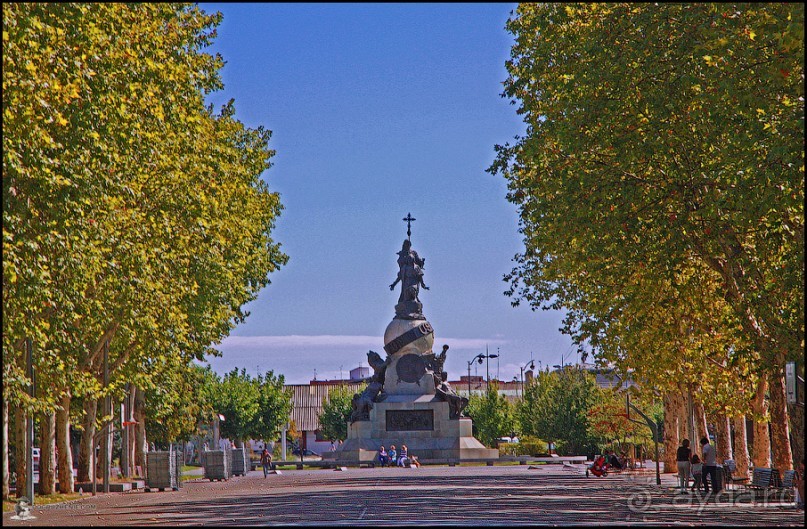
[676,439,692,494]
[260,448,272,479]
[700,437,720,493]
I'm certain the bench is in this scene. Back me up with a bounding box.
[722,460,750,490]
[778,469,797,501]
[741,467,789,499]
[744,467,777,489]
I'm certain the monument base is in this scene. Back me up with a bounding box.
[336,396,498,463]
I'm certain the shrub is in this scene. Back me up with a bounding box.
[513,435,548,456]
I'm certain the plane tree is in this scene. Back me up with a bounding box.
[490,3,803,471]
[3,3,287,495]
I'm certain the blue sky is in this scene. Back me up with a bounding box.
[198,3,576,384]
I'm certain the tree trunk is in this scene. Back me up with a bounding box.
[14,405,27,499]
[56,392,74,494]
[2,399,9,500]
[127,417,136,478]
[789,356,805,465]
[751,378,771,468]
[693,399,709,443]
[788,402,805,469]
[39,411,56,495]
[714,412,732,464]
[768,368,793,471]
[662,390,681,473]
[134,385,147,478]
[732,415,751,479]
[77,398,97,483]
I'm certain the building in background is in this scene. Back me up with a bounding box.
[208,362,638,462]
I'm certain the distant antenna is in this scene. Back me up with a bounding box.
[313,369,317,381]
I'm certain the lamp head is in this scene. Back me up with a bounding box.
[529,362,535,370]
[477,357,483,364]
[489,354,499,359]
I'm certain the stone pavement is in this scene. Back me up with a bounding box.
[4,464,803,526]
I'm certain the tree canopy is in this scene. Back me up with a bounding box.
[490,1,803,469]
[3,3,288,496]
[208,368,292,445]
[318,384,356,443]
[466,381,517,447]
[518,368,601,455]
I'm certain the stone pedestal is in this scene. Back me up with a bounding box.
[338,313,499,464]
[337,396,498,462]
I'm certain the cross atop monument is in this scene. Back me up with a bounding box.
[402,212,416,241]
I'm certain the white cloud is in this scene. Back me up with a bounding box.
[218,335,380,348]
[206,334,511,384]
[215,334,506,351]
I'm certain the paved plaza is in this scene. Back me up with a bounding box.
[5,464,803,526]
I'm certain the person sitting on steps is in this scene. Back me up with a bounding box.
[398,444,409,467]
[378,446,390,468]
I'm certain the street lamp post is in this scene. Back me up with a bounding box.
[467,350,500,394]
[467,353,486,397]
[519,359,535,398]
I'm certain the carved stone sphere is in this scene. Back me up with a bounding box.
[383,317,436,396]
[383,318,434,357]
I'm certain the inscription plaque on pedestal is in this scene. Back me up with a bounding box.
[386,410,434,431]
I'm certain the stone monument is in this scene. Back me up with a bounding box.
[335,214,499,464]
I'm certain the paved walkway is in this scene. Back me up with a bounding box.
[4,464,802,526]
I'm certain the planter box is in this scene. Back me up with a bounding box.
[203,450,229,481]
[146,450,180,491]
[230,448,247,476]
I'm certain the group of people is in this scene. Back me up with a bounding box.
[606,449,630,471]
[675,437,720,494]
[377,444,420,468]
[586,449,630,478]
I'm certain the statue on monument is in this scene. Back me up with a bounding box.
[389,239,429,319]
[351,215,466,420]
[338,214,499,464]
[425,345,469,419]
[349,350,389,423]
[389,239,429,302]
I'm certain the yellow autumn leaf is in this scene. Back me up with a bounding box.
[749,30,756,40]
